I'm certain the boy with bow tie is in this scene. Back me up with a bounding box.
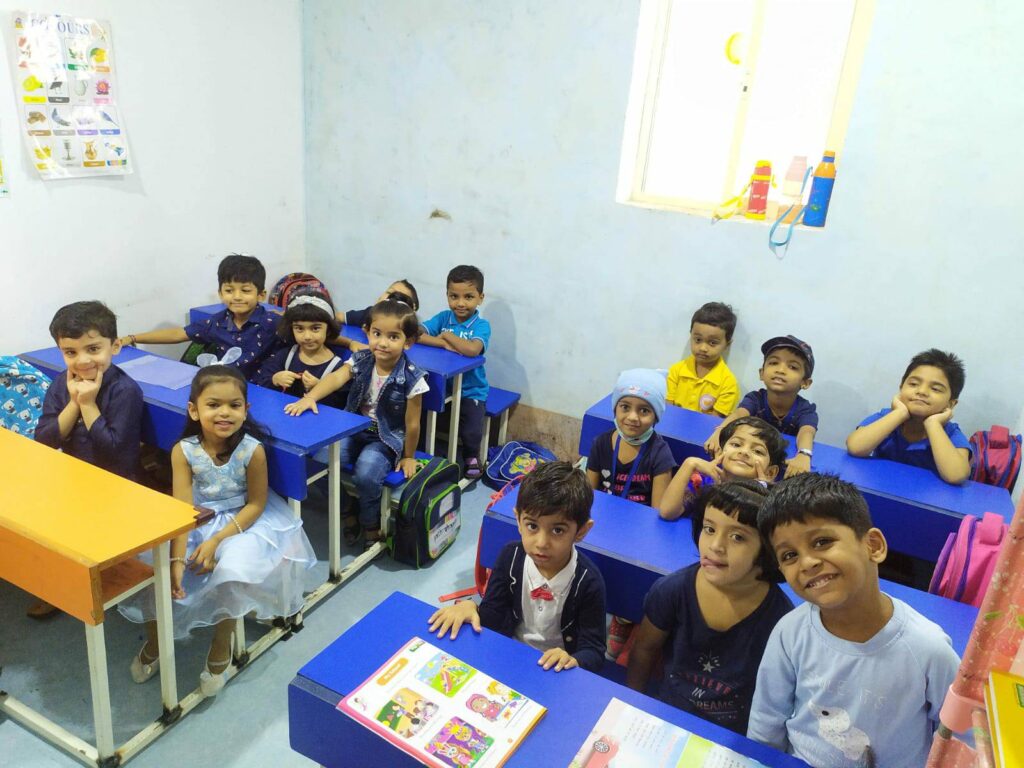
[428,462,607,672]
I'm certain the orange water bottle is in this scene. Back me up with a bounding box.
[804,151,836,227]
[745,160,772,220]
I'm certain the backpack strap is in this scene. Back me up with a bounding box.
[322,355,343,377]
[284,344,298,370]
[978,511,1006,546]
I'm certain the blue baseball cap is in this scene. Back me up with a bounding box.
[760,336,814,377]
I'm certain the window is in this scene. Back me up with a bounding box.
[617,0,874,219]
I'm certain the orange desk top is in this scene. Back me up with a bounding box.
[0,429,199,623]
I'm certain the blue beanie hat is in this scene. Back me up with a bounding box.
[612,368,667,422]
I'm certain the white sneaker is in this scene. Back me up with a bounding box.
[130,646,159,684]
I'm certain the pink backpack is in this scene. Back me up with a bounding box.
[928,511,1007,606]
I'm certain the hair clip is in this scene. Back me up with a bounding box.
[196,347,242,368]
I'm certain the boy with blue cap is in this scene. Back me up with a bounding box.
[585,368,676,660]
[706,335,818,478]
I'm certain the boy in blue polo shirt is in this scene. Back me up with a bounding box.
[419,265,490,479]
[846,348,971,484]
[706,336,818,478]
[120,254,282,381]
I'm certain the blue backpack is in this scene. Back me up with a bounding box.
[483,441,557,489]
[0,357,51,438]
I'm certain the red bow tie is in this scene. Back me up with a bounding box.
[530,586,554,601]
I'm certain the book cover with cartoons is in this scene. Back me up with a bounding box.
[338,637,545,768]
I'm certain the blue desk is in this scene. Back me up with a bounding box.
[580,395,1013,563]
[20,345,370,588]
[189,304,487,465]
[289,591,809,767]
[480,488,978,655]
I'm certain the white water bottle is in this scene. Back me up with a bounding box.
[780,155,808,224]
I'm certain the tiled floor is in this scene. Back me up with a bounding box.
[0,480,496,767]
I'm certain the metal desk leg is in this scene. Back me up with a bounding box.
[328,441,341,579]
[152,541,179,713]
[448,374,463,464]
[84,621,115,761]
[425,410,437,455]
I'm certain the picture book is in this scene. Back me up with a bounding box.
[338,637,546,768]
[568,698,765,768]
[985,668,1024,768]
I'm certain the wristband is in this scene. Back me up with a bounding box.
[231,518,243,535]
[797,448,813,458]
[169,556,186,564]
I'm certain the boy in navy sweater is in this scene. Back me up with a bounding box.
[429,461,606,672]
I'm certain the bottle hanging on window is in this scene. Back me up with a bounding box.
[745,160,773,220]
[780,155,808,224]
[803,151,837,227]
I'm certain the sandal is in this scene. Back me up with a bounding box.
[363,528,384,552]
[342,516,362,547]
[199,633,234,697]
[26,600,59,620]
[130,643,160,684]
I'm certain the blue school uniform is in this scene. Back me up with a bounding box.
[183,304,283,379]
[857,408,972,472]
[421,309,490,401]
[738,389,818,436]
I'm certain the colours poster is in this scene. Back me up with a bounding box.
[11,11,130,179]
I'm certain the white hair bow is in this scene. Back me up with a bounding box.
[196,347,242,368]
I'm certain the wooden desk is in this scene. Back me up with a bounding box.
[579,395,1013,563]
[0,429,199,766]
[480,487,979,655]
[289,592,809,767]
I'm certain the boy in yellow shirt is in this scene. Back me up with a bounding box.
[667,302,739,416]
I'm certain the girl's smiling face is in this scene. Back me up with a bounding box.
[720,425,779,481]
[698,504,764,587]
[188,379,248,443]
[615,396,656,439]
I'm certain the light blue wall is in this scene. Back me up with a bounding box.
[304,0,1023,446]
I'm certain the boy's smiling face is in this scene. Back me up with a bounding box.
[898,364,955,419]
[58,330,120,382]
[760,347,811,395]
[447,280,483,323]
[769,516,886,612]
[720,424,779,481]
[515,508,593,580]
[219,280,265,320]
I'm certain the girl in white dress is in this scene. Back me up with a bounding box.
[122,365,315,696]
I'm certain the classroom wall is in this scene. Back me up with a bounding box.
[0,0,305,355]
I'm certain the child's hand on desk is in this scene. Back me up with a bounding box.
[397,457,419,479]
[784,452,810,478]
[703,430,722,457]
[272,371,299,389]
[428,600,481,639]
[75,369,102,406]
[301,371,319,390]
[539,648,578,672]
[890,394,910,420]
[925,406,954,428]
[189,539,219,574]
[284,396,318,416]
[170,561,186,599]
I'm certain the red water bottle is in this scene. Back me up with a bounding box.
[745,160,772,220]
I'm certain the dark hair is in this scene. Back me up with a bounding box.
[690,301,737,342]
[217,253,266,292]
[447,265,484,294]
[758,472,873,542]
[391,279,420,311]
[366,298,420,340]
[690,480,781,582]
[181,365,268,461]
[901,348,966,400]
[720,416,788,472]
[277,293,341,343]
[49,300,118,342]
[516,461,593,528]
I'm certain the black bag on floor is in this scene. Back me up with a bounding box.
[390,457,461,568]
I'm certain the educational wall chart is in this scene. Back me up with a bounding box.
[568,698,767,768]
[11,11,130,179]
[339,637,546,767]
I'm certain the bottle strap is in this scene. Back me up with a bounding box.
[768,167,813,258]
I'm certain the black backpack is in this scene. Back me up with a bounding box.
[390,457,461,567]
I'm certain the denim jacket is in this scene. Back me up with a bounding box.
[345,349,426,456]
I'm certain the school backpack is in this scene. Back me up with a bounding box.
[969,425,1022,493]
[0,357,50,438]
[391,457,462,568]
[928,511,1007,607]
[268,272,334,309]
[482,441,557,490]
